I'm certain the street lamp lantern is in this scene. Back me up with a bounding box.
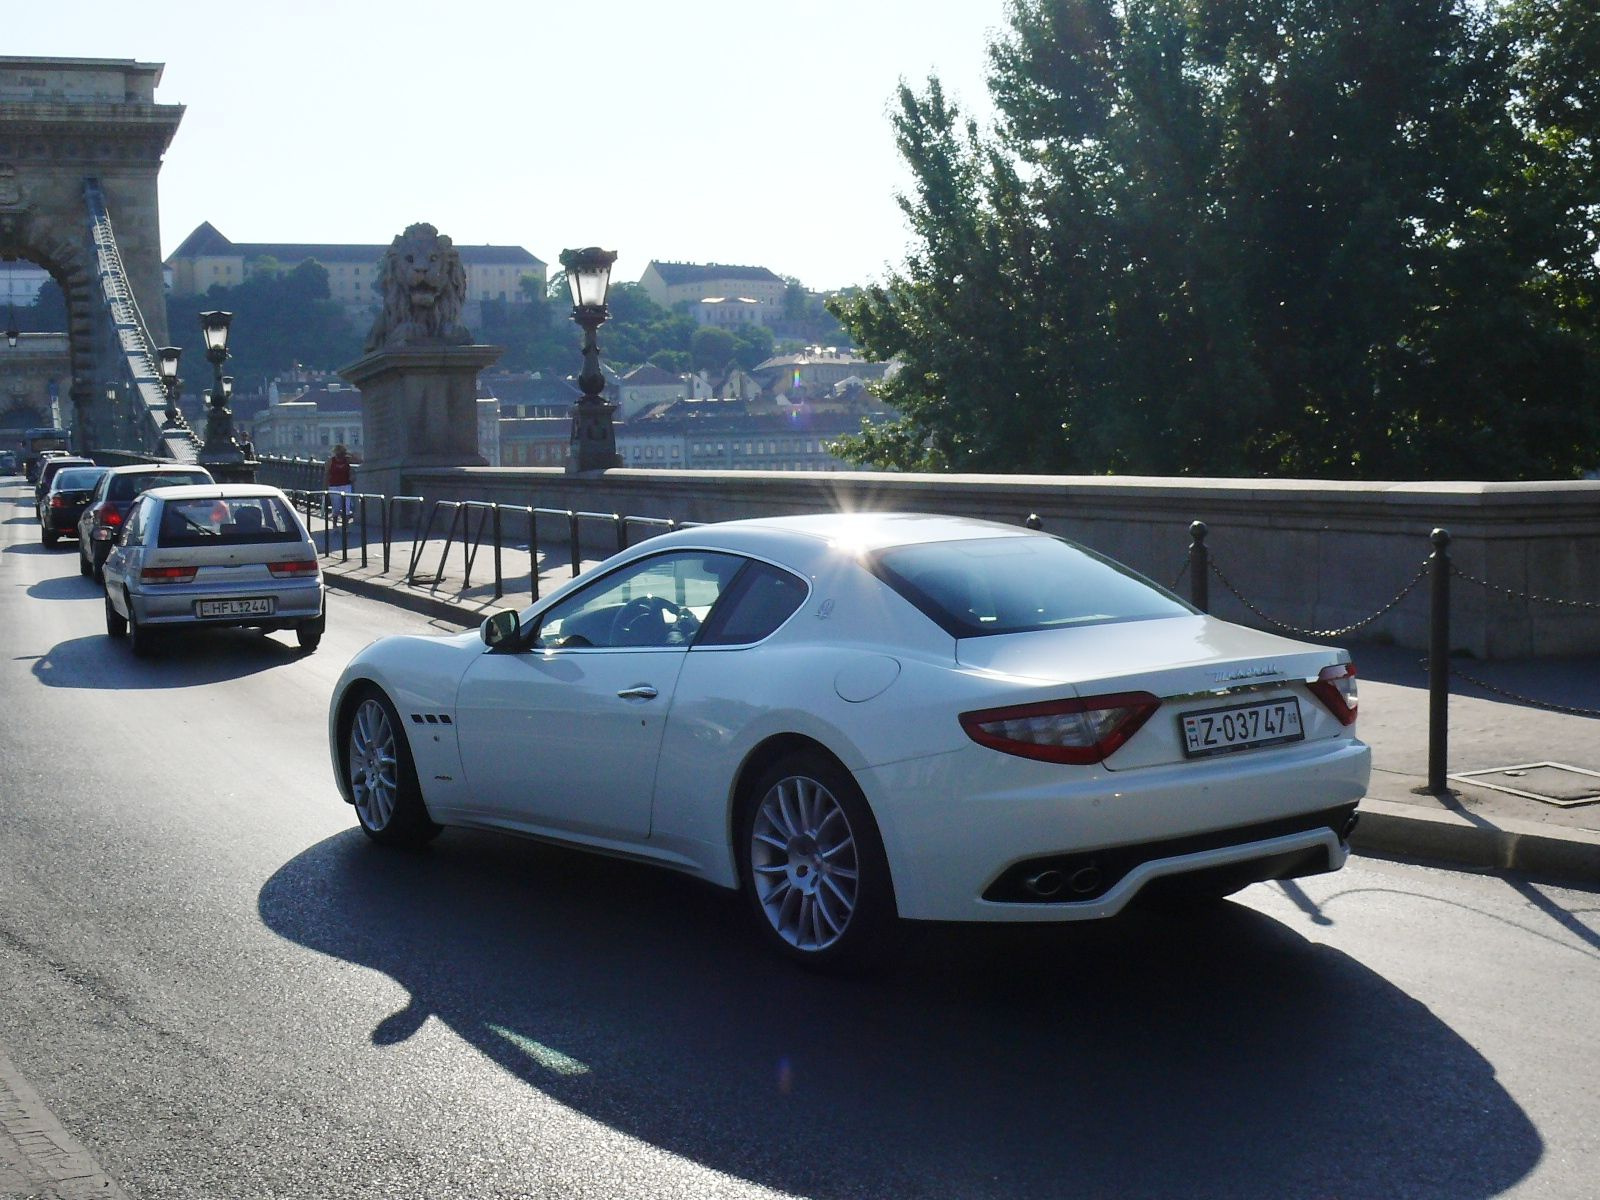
[559,246,622,474]
[157,346,182,424]
[199,309,232,362]
[196,312,244,468]
[561,246,617,310]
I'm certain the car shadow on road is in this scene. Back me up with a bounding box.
[32,629,305,689]
[260,830,1541,1199]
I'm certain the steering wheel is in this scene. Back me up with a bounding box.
[610,595,700,646]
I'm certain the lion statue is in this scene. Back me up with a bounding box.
[365,222,472,351]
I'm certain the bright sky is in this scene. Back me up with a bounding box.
[14,0,1008,292]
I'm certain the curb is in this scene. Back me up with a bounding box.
[323,562,1600,891]
[1353,797,1600,884]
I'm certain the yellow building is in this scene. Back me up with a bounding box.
[165,223,545,315]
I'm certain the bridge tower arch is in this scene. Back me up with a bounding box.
[0,56,183,451]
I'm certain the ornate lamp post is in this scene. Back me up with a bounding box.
[157,346,182,426]
[198,310,243,464]
[560,246,622,473]
[104,382,118,446]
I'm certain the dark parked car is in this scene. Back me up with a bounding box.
[77,464,215,579]
[0,451,17,475]
[39,465,110,546]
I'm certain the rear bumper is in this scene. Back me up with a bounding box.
[129,580,324,629]
[860,736,1371,922]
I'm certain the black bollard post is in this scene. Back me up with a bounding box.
[1427,528,1451,794]
[1025,513,1043,531]
[1189,521,1209,612]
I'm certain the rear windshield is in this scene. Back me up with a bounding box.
[53,468,108,491]
[109,471,213,502]
[868,535,1195,638]
[156,496,304,547]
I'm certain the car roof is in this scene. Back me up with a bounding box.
[643,512,1039,575]
[103,463,216,477]
[140,483,290,502]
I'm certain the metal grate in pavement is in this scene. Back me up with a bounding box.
[1448,762,1600,808]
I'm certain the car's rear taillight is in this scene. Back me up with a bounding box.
[1308,663,1359,725]
[267,559,319,578]
[141,565,198,583]
[50,495,68,508]
[960,692,1161,764]
[102,508,123,527]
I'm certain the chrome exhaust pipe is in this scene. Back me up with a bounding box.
[1023,869,1065,899]
[1068,866,1102,896]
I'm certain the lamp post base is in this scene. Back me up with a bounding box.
[567,395,622,473]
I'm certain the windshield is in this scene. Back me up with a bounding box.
[869,535,1195,638]
[156,496,304,546]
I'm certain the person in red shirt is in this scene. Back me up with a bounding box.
[324,444,353,521]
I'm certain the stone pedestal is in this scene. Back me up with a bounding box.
[338,344,501,500]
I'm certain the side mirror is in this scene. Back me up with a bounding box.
[480,609,520,650]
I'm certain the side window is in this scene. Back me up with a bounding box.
[534,551,744,650]
[120,497,147,546]
[697,561,809,646]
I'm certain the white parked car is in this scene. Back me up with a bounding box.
[103,483,324,657]
[327,513,1369,969]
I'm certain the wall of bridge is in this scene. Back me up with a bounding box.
[384,466,1600,660]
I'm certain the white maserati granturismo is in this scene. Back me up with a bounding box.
[328,512,1370,969]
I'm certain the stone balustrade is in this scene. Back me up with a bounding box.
[357,465,1600,659]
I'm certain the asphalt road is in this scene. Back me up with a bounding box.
[2,477,1598,1200]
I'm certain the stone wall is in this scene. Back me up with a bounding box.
[380,465,1600,659]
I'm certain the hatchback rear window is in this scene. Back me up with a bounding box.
[53,468,108,491]
[109,471,213,502]
[156,496,304,546]
[868,535,1194,637]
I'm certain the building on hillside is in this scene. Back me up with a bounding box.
[617,363,688,419]
[164,223,546,323]
[480,371,581,418]
[693,296,764,327]
[750,347,889,401]
[637,261,785,319]
[248,379,364,457]
[499,416,571,468]
[612,388,892,472]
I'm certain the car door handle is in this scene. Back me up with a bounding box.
[616,685,659,701]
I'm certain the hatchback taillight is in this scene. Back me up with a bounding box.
[960,692,1161,764]
[50,495,68,508]
[1308,663,1359,725]
[267,559,319,578]
[141,565,198,583]
[102,508,123,527]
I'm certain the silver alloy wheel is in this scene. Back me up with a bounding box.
[350,698,400,831]
[749,774,860,951]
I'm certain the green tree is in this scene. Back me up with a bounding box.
[167,258,363,387]
[691,326,739,377]
[831,0,1600,479]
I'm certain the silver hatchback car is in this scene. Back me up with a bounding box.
[102,484,325,657]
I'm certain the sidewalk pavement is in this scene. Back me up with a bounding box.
[311,523,1600,889]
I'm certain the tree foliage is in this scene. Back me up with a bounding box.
[166,259,361,388]
[831,0,1600,479]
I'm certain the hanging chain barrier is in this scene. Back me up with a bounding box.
[1443,563,1600,718]
[1204,555,1431,640]
[1181,522,1599,792]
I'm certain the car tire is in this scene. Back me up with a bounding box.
[40,527,56,547]
[127,602,154,658]
[78,543,92,577]
[296,612,325,653]
[345,688,440,848]
[737,749,897,972]
[104,592,127,639]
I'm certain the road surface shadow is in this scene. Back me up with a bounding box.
[33,629,305,688]
[261,830,1540,1199]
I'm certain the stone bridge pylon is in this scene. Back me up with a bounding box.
[0,56,184,454]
